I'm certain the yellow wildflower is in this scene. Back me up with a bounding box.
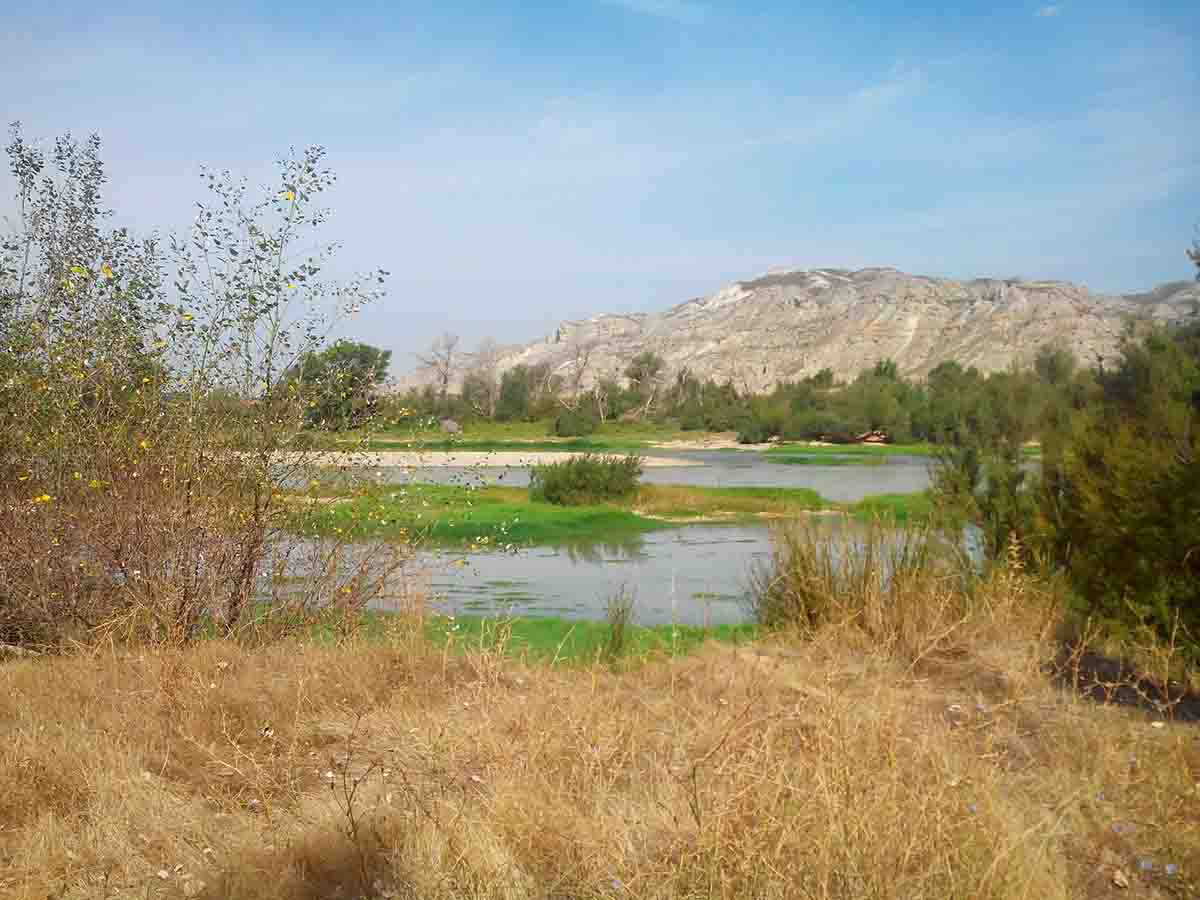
[280,189,296,201]
[100,262,114,280]
[181,312,194,322]
[69,265,87,277]
[89,479,102,489]
[31,494,53,504]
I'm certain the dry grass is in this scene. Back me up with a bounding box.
[3,579,1198,899]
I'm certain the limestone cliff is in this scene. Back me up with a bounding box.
[400,267,1200,393]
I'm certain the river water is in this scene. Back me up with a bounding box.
[381,449,934,502]
[372,450,937,626]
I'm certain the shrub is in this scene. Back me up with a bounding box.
[736,418,770,444]
[529,453,643,505]
[0,127,401,649]
[552,407,598,437]
[678,402,706,431]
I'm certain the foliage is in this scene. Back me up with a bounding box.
[552,405,598,437]
[529,453,644,506]
[748,521,1059,666]
[624,350,664,401]
[1037,325,1200,650]
[735,418,770,444]
[0,126,397,647]
[495,362,560,421]
[295,482,660,546]
[288,340,391,430]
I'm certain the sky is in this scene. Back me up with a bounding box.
[2,1,1197,364]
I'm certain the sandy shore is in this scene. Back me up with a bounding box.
[294,450,705,469]
[651,438,763,451]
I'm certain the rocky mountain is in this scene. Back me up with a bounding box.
[401,267,1200,394]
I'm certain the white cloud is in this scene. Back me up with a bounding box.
[1035,5,1063,17]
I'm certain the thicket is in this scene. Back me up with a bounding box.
[929,290,1200,653]
[551,406,598,437]
[529,454,643,505]
[287,339,391,430]
[0,127,401,649]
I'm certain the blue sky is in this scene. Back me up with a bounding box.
[3,1,1197,359]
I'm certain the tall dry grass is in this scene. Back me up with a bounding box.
[3,553,1197,900]
[748,521,1059,667]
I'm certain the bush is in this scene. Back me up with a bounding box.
[736,419,770,444]
[678,401,706,431]
[0,128,401,649]
[552,407,598,437]
[529,454,643,506]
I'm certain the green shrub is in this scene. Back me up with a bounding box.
[529,453,643,505]
[552,407,598,437]
[736,419,770,444]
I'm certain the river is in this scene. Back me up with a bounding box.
[367,450,937,625]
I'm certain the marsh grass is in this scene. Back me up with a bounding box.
[749,522,1059,666]
[631,484,827,519]
[602,585,636,663]
[847,491,935,524]
[766,441,938,458]
[292,483,661,546]
[291,483,833,546]
[767,453,889,466]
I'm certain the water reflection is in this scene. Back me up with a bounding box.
[426,524,773,626]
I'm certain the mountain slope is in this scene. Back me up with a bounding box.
[404,267,1200,393]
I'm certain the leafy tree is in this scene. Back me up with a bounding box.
[497,365,532,421]
[1033,344,1076,388]
[288,340,391,430]
[0,126,391,646]
[1038,325,1200,647]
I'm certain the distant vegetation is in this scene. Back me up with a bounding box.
[389,269,1200,659]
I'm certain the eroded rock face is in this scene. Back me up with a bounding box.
[400,267,1200,393]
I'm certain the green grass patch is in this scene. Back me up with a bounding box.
[425,614,758,664]
[767,453,888,466]
[362,437,651,452]
[765,442,937,459]
[291,483,662,546]
[291,482,835,545]
[324,419,699,452]
[633,484,827,519]
[847,492,935,524]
